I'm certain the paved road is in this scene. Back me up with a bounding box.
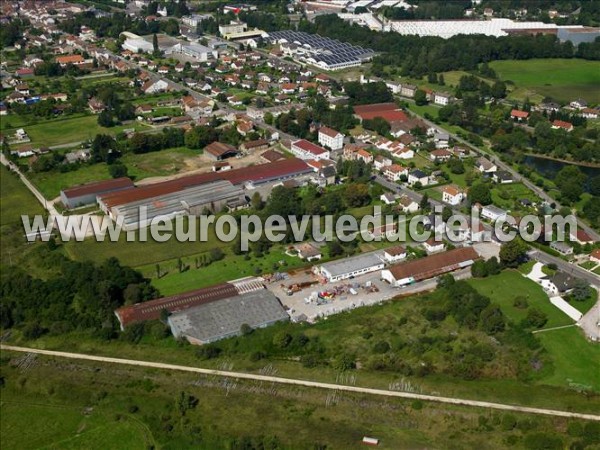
[2,344,599,421]
[529,249,600,287]
[406,106,600,242]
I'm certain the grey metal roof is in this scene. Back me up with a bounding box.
[320,253,384,278]
[168,289,289,343]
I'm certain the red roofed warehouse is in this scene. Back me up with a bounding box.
[55,54,85,67]
[60,177,134,209]
[354,103,408,124]
[205,141,239,160]
[381,247,479,287]
[115,283,238,329]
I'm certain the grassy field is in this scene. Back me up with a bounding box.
[489,59,600,104]
[3,351,593,450]
[0,166,44,227]
[491,182,540,211]
[1,114,149,148]
[467,270,574,329]
[536,327,600,392]
[29,147,201,199]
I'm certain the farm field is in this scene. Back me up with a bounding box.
[3,350,590,450]
[489,59,600,104]
[0,166,44,227]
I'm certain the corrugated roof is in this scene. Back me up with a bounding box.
[115,283,238,327]
[386,247,479,282]
[62,177,134,199]
[99,159,311,209]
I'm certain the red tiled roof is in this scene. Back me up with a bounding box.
[511,109,529,118]
[353,103,408,123]
[115,283,238,327]
[386,247,479,282]
[319,126,341,138]
[99,159,311,209]
[292,139,328,156]
[62,177,134,199]
[56,54,84,64]
[385,245,406,256]
[553,120,573,129]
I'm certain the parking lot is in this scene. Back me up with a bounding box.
[266,242,499,322]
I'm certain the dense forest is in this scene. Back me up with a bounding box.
[0,250,158,338]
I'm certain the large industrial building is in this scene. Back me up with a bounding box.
[168,289,289,345]
[98,158,313,229]
[266,30,375,71]
[108,180,246,229]
[60,177,134,209]
[381,247,479,287]
[317,253,385,282]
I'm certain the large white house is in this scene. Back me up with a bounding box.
[481,204,507,222]
[142,79,169,94]
[290,139,330,161]
[442,185,464,206]
[318,126,344,151]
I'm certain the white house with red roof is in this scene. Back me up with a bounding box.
[442,185,464,206]
[510,109,529,121]
[290,139,330,161]
[383,164,408,182]
[590,248,600,264]
[552,120,574,132]
[318,126,344,151]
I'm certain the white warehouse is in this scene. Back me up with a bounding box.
[317,253,385,282]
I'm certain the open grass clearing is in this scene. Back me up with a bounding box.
[490,59,600,104]
[467,270,574,329]
[536,326,600,393]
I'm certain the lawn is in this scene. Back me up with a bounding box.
[490,59,600,104]
[29,147,201,199]
[491,182,539,211]
[536,327,600,392]
[579,261,598,271]
[467,270,574,329]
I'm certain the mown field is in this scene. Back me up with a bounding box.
[29,147,201,199]
[3,351,596,450]
[489,59,600,104]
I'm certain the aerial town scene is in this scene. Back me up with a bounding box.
[0,0,599,448]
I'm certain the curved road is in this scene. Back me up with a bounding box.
[2,345,599,422]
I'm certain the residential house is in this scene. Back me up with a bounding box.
[88,97,105,114]
[569,98,587,110]
[423,238,445,254]
[383,164,408,182]
[589,248,600,264]
[380,192,396,205]
[581,108,599,119]
[142,79,169,94]
[540,272,579,295]
[476,157,497,173]
[397,195,419,214]
[356,149,373,164]
[318,126,344,151]
[552,120,574,132]
[570,229,594,245]
[493,170,514,184]
[400,84,417,98]
[295,242,322,261]
[430,148,452,162]
[442,185,464,206]
[550,241,574,256]
[383,245,407,263]
[374,155,392,171]
[408,169,429,186]
[433,92,452,106]
[510,109,529,121]
[481,204,507,222]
